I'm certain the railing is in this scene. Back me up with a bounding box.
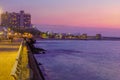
[11,41,23,80]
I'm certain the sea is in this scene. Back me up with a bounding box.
[34,40,120,80]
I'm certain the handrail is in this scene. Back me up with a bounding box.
[11,41,23,80]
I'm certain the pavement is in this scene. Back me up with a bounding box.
[0,39,28,80]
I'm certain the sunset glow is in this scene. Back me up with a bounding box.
[0,8,3,15]
[0,0,120,28]
[36,4,120,28]
[1,0,120,36]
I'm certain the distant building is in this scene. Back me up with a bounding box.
[1,10,31,28]
[96,34,102,40]
[40,32,48,39]
[81,34,87,40]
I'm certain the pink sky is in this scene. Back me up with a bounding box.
[33,5,120,28]
[1,0,120,28]
[1,0,120,36]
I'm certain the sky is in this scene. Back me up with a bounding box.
[0,0,120,36]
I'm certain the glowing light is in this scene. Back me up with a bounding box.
[0,8,3,15]
[0,8,3,24]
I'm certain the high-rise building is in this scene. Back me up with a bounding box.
[1,10,31,28]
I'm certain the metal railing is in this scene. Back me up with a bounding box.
[11,41,23,80]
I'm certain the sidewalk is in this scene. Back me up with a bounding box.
[0,40,20,80]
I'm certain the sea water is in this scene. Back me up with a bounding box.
[34,40,120,80]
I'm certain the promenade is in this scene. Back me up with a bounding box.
[0,39,29,80]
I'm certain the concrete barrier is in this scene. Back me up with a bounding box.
[26,39,45,80]
[11,41,23,80]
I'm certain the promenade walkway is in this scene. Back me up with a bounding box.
[0,39,29,80]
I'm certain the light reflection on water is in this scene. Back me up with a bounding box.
[34,40,120,80]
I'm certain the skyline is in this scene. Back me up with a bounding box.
[36,25,120,37]
[0,0,120,36]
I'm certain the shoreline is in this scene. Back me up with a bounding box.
[35,38,120,41]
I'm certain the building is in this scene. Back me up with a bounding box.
[96,34,102,40]
[81,33,87,40]
[1,10,31,28]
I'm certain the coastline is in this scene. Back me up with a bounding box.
[35,38,120,41]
